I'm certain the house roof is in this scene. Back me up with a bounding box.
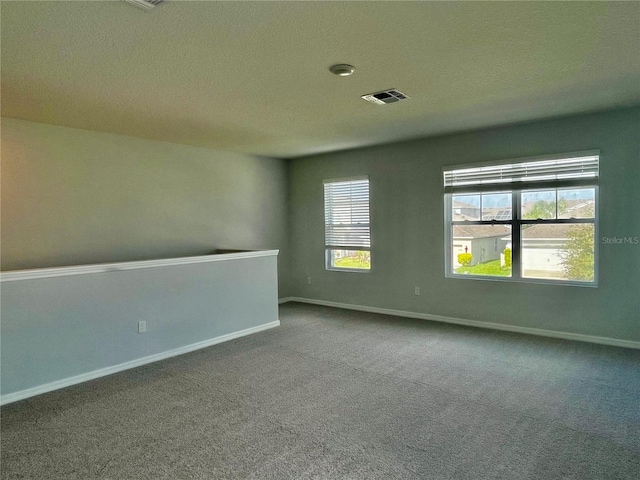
[453,225,511,239]
[559,200,595,219]
[454,223,589,240]
[521,224,575,239]
[2,2,639,158]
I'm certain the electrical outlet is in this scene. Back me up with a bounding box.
[414,286,420,296]
[306,276,312,285]
[138,320,146,334]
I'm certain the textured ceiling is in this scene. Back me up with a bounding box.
[2,1,639,158]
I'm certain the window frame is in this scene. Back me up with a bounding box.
[323,176,371,273]
[443,151,599,287]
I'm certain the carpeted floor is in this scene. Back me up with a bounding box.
[2,302,639,479]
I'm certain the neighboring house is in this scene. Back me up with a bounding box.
[560,199,595,219]
[452,200,511,268]
[452,200,481,221]
[453,225,511,267]
[454,198,594,273]
[515,224,573,279]
[517,199,595,279]
[453,200,512,223]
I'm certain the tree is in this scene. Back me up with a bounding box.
[524,199,567,219]
[559,224,594,281]
[558,197,568,216]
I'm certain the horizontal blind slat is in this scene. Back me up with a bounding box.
[443,155,599,189]
[324,179,370,248]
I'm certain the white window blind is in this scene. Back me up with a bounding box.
[324,178,370,249]
[443,153,599,191]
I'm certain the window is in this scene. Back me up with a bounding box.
[443,152,598,285]
[324,177,371,271]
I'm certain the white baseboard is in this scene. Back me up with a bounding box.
[1,320,280,406]
[278,297,294,304]
[280,297,640,350]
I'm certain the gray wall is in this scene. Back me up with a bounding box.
[3,110,639,342]
[288,107,640,341]
[1,118,290,296]
[1,254,279,399]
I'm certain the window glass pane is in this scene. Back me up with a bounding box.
[452,195,480,221]
[481,192,512,220]
[329,249,370,270]
[522,190,557,219]
[452,225,512,277]
[558,188,595,219]
[521,224,594,282]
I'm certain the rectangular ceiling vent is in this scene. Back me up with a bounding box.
[361,89,410,105]
[123,0,164,11]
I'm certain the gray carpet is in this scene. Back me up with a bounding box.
[2,302,639,479]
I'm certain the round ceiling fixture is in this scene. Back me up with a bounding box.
[329,64,355,77]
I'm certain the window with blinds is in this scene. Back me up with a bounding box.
[443,151,599,285]
[323,177,371,271]
[443,153,599,192]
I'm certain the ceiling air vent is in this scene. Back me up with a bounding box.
[361,89,410,105]
[123,0,164,11]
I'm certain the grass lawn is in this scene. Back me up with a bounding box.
[455,259,511,276]
[334,257,370,269]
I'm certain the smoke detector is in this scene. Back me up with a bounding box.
[362,89,410,105]
[329,64,355,77]
[123,0,164,11]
